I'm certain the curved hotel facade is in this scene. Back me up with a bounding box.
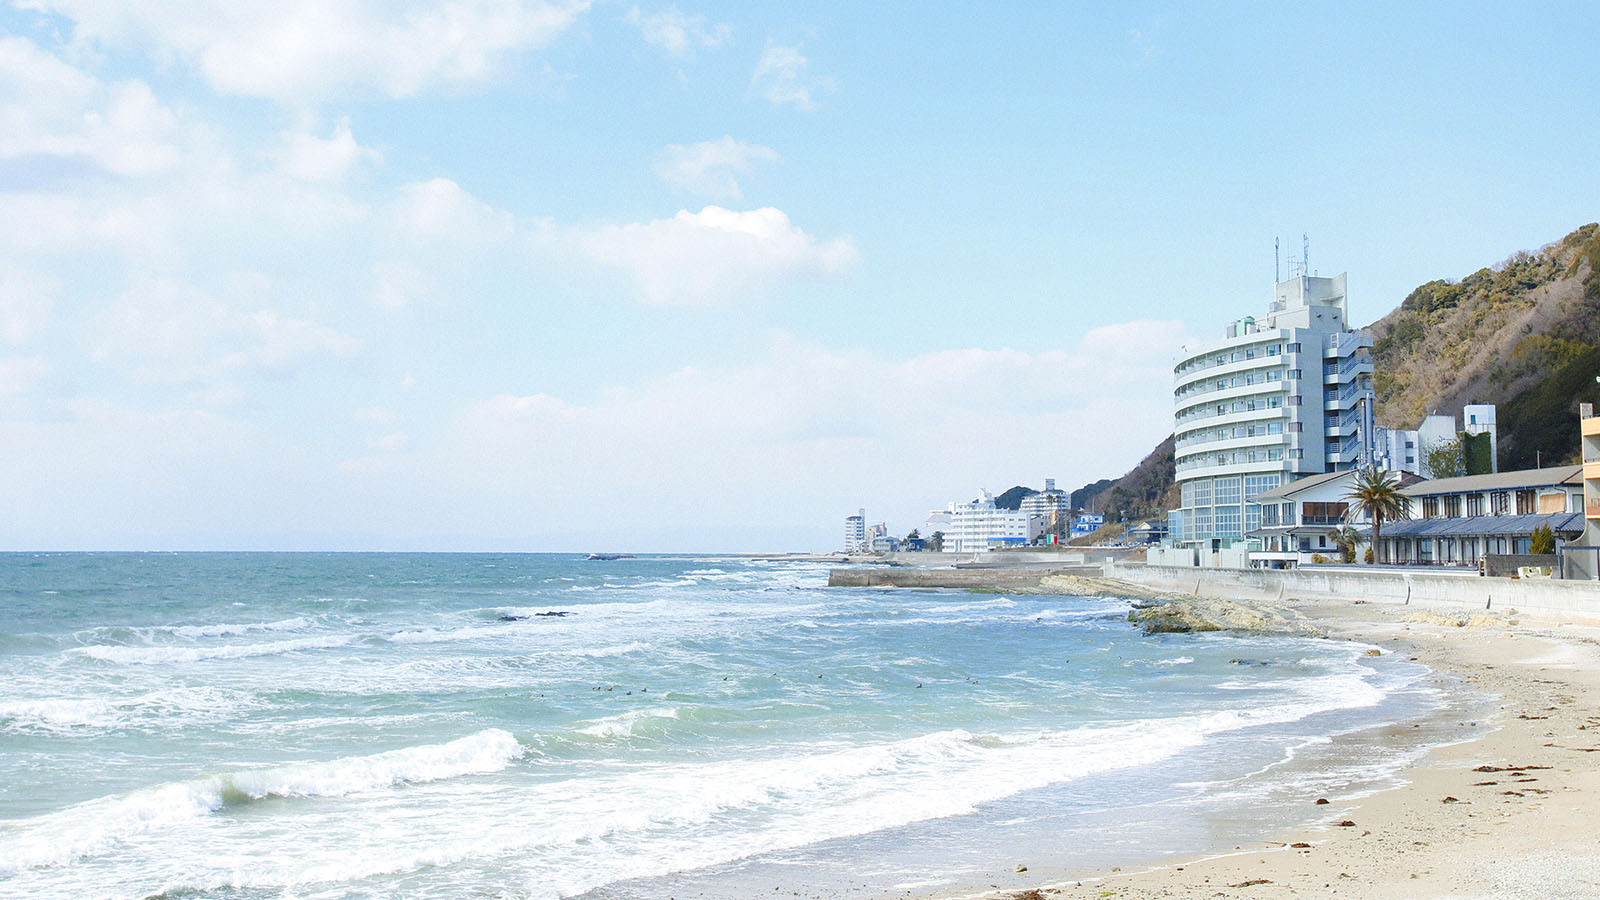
[1172,273,1374,549]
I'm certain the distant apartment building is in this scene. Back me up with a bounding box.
[1172,272,1374,550]
[1018,478,1069,520]
[843,509,867,553]
[1373,404,1498,477]
[943,491,1033,552]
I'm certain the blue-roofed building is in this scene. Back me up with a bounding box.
[1375,466,1585,566]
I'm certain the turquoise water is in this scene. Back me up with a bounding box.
[0,553,1462,900]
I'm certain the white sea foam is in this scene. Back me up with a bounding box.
[570,640,649,658]
[163,617,314,639]
[0,728,524,874]
[0,697,117,732]
[0,686,260,733]
[575,706,682,738]
[70,634,353,665]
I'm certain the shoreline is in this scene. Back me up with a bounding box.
[908,581,1600,900]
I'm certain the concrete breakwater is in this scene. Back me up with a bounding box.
[1113,563,1600,623]
[829,566,1122,595]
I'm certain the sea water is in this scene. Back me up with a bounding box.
[0,553,1474,900]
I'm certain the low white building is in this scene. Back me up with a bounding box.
[1245,469,1413,568]
[944,491,1034,552]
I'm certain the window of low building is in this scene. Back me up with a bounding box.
[1516,490,1536,515]
[1442,495,1462,517]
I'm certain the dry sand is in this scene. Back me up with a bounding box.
[967,593,1600,900]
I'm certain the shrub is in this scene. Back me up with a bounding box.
[1364,547,1375,564]
[1311,553,1330,564]
[1530,525,1556,555]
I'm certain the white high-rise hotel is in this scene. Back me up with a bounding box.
[1173,272,1374,549]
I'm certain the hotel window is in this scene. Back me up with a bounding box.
[1289,369,1301,380]
[1515,490,1536,515]
[1269,397,1282,408]
[1422,498,1439,518]
[1288,422,1302,433]
[1465,494,1484,517]
[1288,396,1301,406]
[1491,491,1509,515]
[1442,496,1462,517]
[1288,343,1302,353]
[1289,449,1303,459]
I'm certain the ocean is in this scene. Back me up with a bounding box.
[0,553,1476,900]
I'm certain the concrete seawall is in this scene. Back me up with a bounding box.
[1113,563,1600,622]
[827,566,1103,592]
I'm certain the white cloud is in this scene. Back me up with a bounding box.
[441,325,1187,546]
[624,5,731,57]
[370,259,433,310]
[397,178,516,243]
[91,278,358,386]
[749,44,831,110]
[24,0,592,102]
[652,136,778,199]
[0,269,59,344]
[352,406,401,424]
[581,206,858,306]
[0,36,196,177]
[276,117,381,181]
[0,355,70,419]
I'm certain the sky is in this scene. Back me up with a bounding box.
[1,2,1596,551]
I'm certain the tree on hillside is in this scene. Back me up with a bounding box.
[927,531,945,552]
[1345,467,1410,564]
[904,528,920,544]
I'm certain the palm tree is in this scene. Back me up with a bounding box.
[1332,524,1363,564]
[1345,467,1410,564]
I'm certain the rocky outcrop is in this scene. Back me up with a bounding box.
[1127,595,1325,637]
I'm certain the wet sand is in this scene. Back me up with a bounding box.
[942,591,1600,900]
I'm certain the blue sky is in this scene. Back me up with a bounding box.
[1,2,1595,550]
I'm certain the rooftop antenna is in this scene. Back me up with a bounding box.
[1275,237,1280,283]
[1302,233,1309,277]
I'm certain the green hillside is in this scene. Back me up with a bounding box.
[1370,223,1600,468]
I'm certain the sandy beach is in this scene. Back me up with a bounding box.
[962,589,1600,900]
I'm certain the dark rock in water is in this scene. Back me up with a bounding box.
[498,615,528,622]
[535,611,571,617]
[499,611,571,621]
